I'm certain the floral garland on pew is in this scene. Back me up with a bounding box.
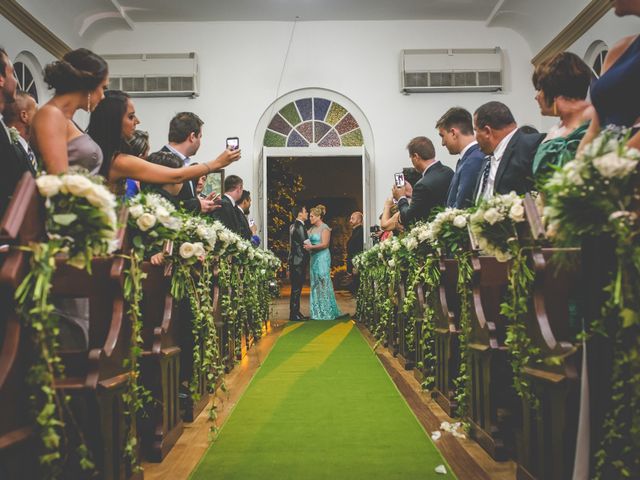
[543,129,640,480]
[469,192,539,409]
[15,172,118,477]
[427,209,474,420]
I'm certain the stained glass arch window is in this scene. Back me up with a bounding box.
[263,97,363,147]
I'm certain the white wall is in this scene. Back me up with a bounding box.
[92,19,540,225]
[0,15,56,103]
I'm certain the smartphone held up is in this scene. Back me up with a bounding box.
[226,137,240,150]
[394,172,405,188]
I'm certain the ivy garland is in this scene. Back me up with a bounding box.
[14,241,95,477]
[453,251,473,421]
[121,247,153,471]
[501,246,541,410]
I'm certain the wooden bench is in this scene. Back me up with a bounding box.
[138,261,183,461]
[431,257,460,416]
[396,277,416,370]
[0,173,43,479]
[467,254,517,461]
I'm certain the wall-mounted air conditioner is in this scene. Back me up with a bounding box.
[401,48,503,94]
[101,52,199,98]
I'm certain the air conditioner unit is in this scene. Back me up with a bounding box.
[101,52,199,98]
[401,48,503,94]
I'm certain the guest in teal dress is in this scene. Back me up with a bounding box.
[304,204,342,320]
[531,51,592,185]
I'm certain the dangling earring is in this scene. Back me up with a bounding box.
[552,100,558,116]
[87,92,92,112]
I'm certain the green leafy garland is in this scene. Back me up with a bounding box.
[121,246,152,471]
[453,251,473,421]
[500,246,540,409]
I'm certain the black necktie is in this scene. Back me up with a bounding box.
[477,157,492,201]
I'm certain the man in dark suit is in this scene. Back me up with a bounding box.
[235,189,253,241]
[4,90,38,176]
[345,211,363,294]
[436,107,485,209]
[288,204,309,321]
[159,112,230,214]
[392,136,454,227]
[472,101,545,203]
[0,47,31,218]
[212,174,244,235]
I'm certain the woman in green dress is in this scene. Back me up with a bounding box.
[531,51,593,185]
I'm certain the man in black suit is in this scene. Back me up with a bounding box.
[4,90,38,176]
[288,204,309,321]
[212,174,244,235]
[345,211,363,294]
[159,112,233,214]
[0,47,31,218]
[436,107,485,209]
[472,101,545,203]
[393,136,454,227]
[235,189,253,242]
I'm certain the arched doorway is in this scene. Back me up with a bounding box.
[253,89,374,274]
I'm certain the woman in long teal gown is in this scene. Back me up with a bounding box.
[304,205,342,320]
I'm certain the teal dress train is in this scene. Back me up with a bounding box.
[309,224,342,320]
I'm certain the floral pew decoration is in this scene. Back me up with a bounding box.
[542,128,640,480]
[14,171,119,476]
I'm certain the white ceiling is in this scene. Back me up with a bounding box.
[14,0,592,53]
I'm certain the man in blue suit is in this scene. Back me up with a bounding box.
[437,107,485,209]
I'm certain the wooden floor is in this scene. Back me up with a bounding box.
[143,284,516,480]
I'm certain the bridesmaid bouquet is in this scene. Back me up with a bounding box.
[426,208,470,255]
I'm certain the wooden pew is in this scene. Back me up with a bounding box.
[431,257,460,416]
[413,282,434,385]
[138,261,183,461]
[51,208,143,480]
[515,195,582,480]
[467,254,518,461]
[0,173,43,479]
[214,258,236,375]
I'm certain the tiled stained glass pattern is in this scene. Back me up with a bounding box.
[263,97,363,148]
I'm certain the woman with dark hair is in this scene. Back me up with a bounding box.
[531,51,592,181]
[87,90,239,195]
[32,48,109,175]
[124,130,150,198]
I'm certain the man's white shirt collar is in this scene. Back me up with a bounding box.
[422,159,440,176]
[165,144,189,164]
[492,128,517,163]
[225,193,236,206]
[459,140,478,159]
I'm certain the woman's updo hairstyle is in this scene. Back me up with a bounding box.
[531,52,591,108]
[311,204,327,219]
[44,48,108,94]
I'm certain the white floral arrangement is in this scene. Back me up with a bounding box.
[36,172,118,265]
[469,192,525,262]
[8,126,21,144]
[543,128,640,244]
[426,208,470,254]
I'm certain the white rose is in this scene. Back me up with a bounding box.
[388,259,395,268]
[391,242,400,252]
[136,213,157,231]
[155,206,171,224]
[509,202,525,222]
[86,188,114,210]
[593,152,638,178]
[63,174,94,197]
[129,204,144,218]
[405,237,418,251]
[193,242,206,257]
[483,208,503,225]
[453,215,467,228]
[196,224,209,239]
[179,242,196,259]
[495,250,511,263]
[36,175,63,197]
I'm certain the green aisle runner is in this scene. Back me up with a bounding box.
[190,320,455,479]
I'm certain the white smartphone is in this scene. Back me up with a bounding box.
[394,172,405,187]
[226,137,239,150]
[249,218,255,227]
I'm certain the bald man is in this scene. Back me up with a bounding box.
[3,90,38,175]
[346,211,364,292]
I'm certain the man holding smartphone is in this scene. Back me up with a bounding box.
[158,112,240,214]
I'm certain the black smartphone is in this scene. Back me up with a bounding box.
[226,137,239,150]
[394,172,405,187]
